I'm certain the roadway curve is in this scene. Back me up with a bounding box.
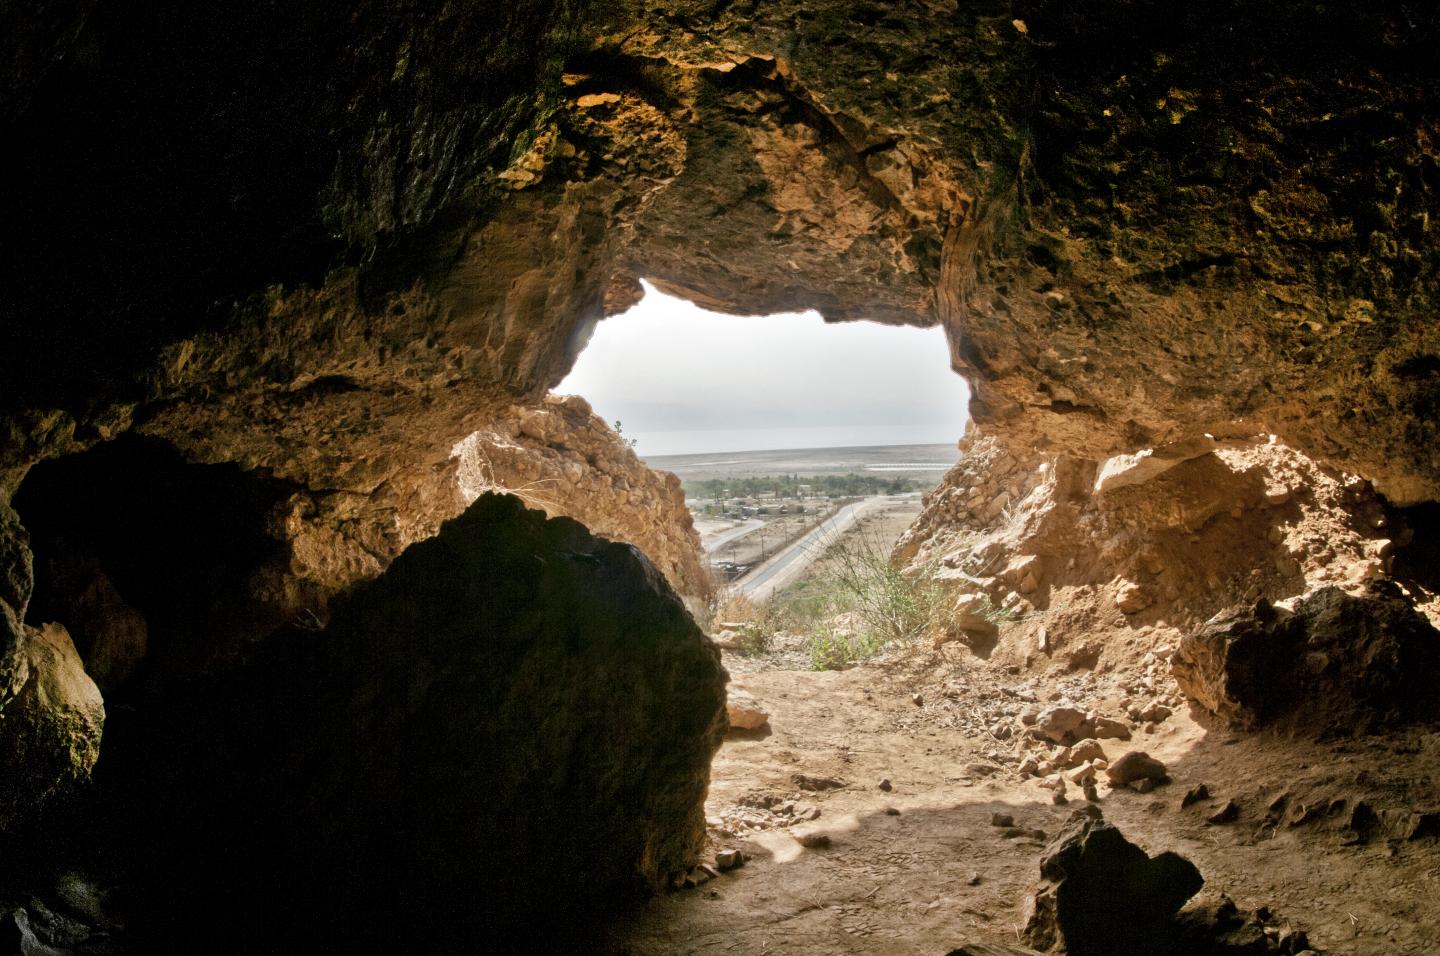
[701,517,766,554]
[731,496,899,603]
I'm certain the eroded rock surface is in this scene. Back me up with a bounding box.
[1172,582,1440,735]
[900,427,1412,671]
[102,494,727,951]
[0,607,104,833]
[456,394,712,603]
[1,0,1436,520]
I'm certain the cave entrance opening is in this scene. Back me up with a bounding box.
[550,278,970,665]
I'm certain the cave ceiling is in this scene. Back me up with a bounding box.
[1,0,1436,504]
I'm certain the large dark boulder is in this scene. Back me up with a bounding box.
[103,493,728,952]
[1171,581,1440,734]
[1023,811,1203,956]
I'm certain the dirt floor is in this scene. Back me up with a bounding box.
[607,646,1440,955]
[607,500,1440,956]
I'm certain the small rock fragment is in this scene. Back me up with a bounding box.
[1181,784,1210,808]
[715,848,744,871]
[883,806,901,816]
[1139,702,1173,723]
[1082,778,1099,803]
[1105,751,1168,787]
[1091,717,1132,740]
[991,813,1015,828]
[1067,739,1107,765]
[912,692,925,706]
[879,778,893,792]
[1034,706,1090,744]
[1207,799,1240,824]
[1116,581,1152,614]
[791,773,846,792]
[726,689,770,730]
[966,872,982,886]
[795,831,831,849]
[793,803,822,821]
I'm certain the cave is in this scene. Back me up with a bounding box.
[2,2,1439,954]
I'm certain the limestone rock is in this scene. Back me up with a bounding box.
[1105,752,1168,788]
[0,607,105,833]
[1091,717,1132,741]
[1171,582,1440,734]
[1092,437,1219,495]
[1022,813,1203,955]
[1034,706,1091,745]
[457,396,712,603]
[1115,581,1152,614]
[0,501,32,616]
[715,848,744,871]
[726,689,770,731]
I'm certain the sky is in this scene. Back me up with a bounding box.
[557,281,971,457]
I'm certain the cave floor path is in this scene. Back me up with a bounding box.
[608,646,1440,955]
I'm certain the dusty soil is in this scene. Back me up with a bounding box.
[607,643,1440,955]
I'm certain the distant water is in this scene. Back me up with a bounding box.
[631,423,963,457]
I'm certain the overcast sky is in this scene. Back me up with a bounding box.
[557,282,970,456]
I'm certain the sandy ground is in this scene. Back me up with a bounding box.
[605,498,1440,955]
[606,647,1440,955]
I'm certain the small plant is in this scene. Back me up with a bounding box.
[613,419,639,450]
[706,593,778,655]
[760,531,950,670]
[806,620,885,670]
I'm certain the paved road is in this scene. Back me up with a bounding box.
[700,517,766,554]
[731,496,896,603]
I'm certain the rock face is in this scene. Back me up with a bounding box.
[106,493,728,951]
[456,395,712,604]
[1023,812,1203,956]
[900,428,1413,671]
[0,607,105,833]
[1171,582,1440,735]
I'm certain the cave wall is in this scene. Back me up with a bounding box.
[899,426,1423,672]
[456,394,714,604]
[0,0,1438,946]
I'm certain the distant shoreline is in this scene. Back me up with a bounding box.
[643,442,960,483]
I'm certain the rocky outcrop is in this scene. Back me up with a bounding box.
[1172,582,1440,735]
[900,427,1410,671]
[456,395,712,603]
[103,493,727,951]
[0,607,104,833]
